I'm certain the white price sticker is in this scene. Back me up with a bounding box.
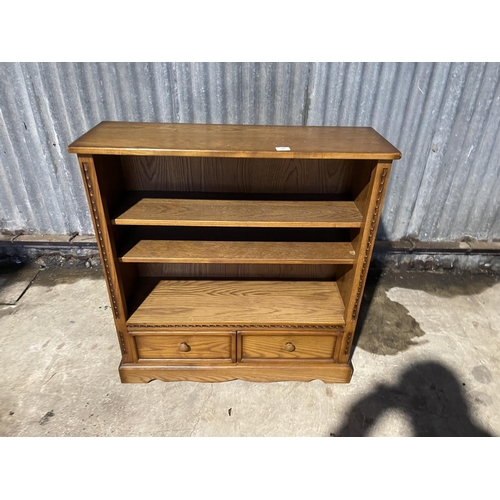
[275,146,291,151]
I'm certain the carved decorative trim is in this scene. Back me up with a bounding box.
[118,331,128,355]
[127,323,344,330]
[351,167,388,322]
[82,162,120,319]
[344,332,352,356]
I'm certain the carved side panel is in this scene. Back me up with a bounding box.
[118,331,128,355]
[340,162,392,362]
[351,167,388,322]
[77,155,138,363]
[81,162,120,319]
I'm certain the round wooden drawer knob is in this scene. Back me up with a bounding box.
[179,342,191,352]
[285,342,296,352]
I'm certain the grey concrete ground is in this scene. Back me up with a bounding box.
[0,263,498,437]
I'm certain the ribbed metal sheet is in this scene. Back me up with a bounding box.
[1,62,499,241]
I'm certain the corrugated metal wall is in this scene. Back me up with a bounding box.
[1,62,499,241]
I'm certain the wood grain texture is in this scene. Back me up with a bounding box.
[119,362,354,383]
[127,280,345,327]
[121,156,355,194]
[136,334,233,360]
[92,155,126,209]
[77,155,138,363]
[336,265,355,312]
[68,122,401,159]
[117,222,352,243]
[138,263,337,280]
[352,161,376,215]
[114,198,363,228]
[241,334,336,360]
[339,161,393,363]
[120,240,356,264]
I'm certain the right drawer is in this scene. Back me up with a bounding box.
[240,332,337,360]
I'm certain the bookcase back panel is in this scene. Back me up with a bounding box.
[138,263,337,280]
[121,157,356,195]
[120,226,353,242]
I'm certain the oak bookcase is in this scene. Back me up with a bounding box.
[68,122,401,383]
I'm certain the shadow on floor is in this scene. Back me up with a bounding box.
[351,267,499,356]
[331,361,491,436]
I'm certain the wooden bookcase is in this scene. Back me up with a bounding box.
[68,122,401,383]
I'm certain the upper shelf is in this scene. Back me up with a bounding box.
[113,198,363,228]
[67,122,402,160]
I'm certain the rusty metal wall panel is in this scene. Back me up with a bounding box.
[1,62,499,241]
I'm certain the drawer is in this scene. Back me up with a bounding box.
[135,334,234,361]
[240,333,337,360]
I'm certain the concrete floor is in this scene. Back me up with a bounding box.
[0,264,498,436]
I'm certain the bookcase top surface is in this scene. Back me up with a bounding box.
[68,121,401,160]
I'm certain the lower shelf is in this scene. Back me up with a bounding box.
[120,239,356,265]
[119,361,353,383]
[127,279,345,328]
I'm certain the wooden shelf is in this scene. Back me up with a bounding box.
[113,198,363,228]
[127,280,345,328]
[119,240,356,264]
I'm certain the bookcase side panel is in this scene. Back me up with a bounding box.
[77,154,138,363]
[338,160,393,363]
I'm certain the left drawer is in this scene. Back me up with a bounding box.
[135,333,235,361]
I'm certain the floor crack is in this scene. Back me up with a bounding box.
[14,269,41,304]
[43,372,57,385]
[189,385,213,437]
